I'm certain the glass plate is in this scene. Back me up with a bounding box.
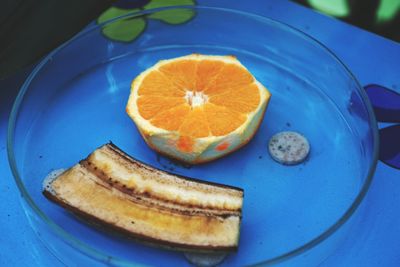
[8,6,378,267]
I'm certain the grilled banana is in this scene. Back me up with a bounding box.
[43,143,243,252]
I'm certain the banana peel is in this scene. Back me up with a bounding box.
[43,143,243,252]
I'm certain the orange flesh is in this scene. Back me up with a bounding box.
[136,58,261,138]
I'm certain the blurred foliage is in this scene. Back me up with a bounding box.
[145,0,196,24]
[293,0,400,42]
[97,0,196,42]
[98,8,146,42]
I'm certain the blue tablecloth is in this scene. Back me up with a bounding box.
[1,0,399,266]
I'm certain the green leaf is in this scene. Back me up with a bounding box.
[101,18,146,42]
[97,7,140,24]
[144,0,196,25]
[97,7,146,42]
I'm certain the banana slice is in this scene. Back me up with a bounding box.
[43,143,243,252]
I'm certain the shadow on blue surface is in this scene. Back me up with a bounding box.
[365,84,400,169]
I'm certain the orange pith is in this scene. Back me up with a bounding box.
[136,56,261,138]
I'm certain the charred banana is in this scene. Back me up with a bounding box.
[43,143,243,252]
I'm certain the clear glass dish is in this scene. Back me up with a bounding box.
[8,6,379,266]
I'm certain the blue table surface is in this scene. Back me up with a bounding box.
[1,0,399,266]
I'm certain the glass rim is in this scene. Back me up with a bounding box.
[7,5,379,266]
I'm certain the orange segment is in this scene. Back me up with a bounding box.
[179,107,210,138]
[127,54,271,164]
[209,83,261,113]
[159,59,198,90]
[137,96,185,120]
[204,103,246,136]
[150,104,191,131]
[204,63,254,95]
[138,71,185,97]
[195,60,225,91]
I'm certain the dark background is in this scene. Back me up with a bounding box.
[0,0,399,80]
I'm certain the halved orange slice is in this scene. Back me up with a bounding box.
[126,54,271,164]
